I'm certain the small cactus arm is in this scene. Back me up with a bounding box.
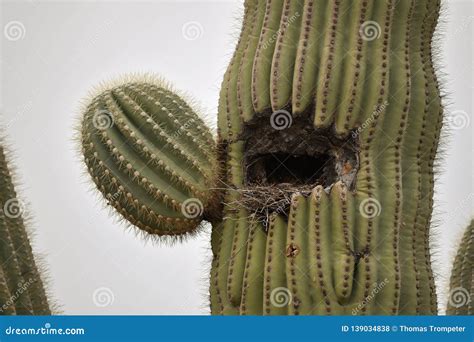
[0,142,50,315]
[447,220,473,315]
[80,77,219,238]
[80,0,446,315]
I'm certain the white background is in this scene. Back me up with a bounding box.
[1,0,472,314]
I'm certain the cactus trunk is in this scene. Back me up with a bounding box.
[212,0,443,315]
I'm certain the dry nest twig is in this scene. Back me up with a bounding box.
[221,183,321,230]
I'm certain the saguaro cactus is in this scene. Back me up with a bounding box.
[0,142,50,315]
[447,220,473,315]
[79,0,447,315]
[212,0,442,315]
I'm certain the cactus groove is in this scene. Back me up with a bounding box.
[0,143,50,315]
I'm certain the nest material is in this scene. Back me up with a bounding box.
[223,183,319,230]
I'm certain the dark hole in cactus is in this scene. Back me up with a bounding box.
[246,152,335,186]
[241,115,360,190]
[233,114,360,228]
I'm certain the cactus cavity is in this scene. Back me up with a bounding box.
[0,142,50,315]
[80,78,218,237]
[447,220,473,315]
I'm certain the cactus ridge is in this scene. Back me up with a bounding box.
[80,76,218,238]
[447,220,474,315]
[0,141,50,315]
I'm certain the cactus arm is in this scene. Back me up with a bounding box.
[447,220,474,315]
[0,144,50,315]
[0,210,32,314]
[80,78,218,237]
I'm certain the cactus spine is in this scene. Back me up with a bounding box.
[0,142,50,315]
[447,220,473,315]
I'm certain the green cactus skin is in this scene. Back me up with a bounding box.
[447,220,473,315]
[212,0,442,315]
[80,78,218,237]
[79,0,446,315]
[0,143,50,315]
